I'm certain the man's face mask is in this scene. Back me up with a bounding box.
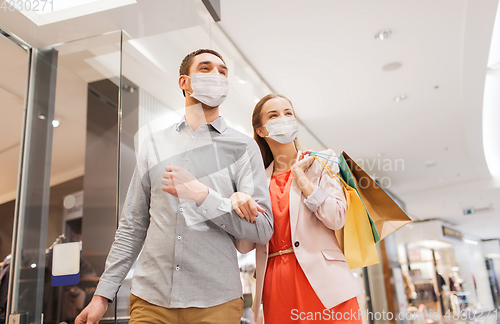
[185,73,228,107]
[264,116,298,144]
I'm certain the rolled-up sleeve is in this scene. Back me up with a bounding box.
[303,186,329,212]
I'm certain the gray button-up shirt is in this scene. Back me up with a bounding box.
[94,116,273,308]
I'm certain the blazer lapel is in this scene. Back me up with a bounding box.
[289,150,302,239]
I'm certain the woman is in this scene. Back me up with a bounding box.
[233,94,364,323]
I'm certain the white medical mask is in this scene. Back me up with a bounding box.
[186,73,228,107]
[264,116,298,144]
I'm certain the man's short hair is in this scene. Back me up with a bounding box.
[179,49,225,76]
[179,49,225,97]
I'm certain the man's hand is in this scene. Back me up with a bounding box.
[161,164,209,205]
[230,192,266,223]
[75,295,109,324]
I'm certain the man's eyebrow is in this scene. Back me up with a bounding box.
[197,61,228,70]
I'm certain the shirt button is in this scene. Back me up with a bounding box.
[177,235,182,240]
[202,210,207,214]
[179,207,184,212]
[221,224,226,229]
[191,135,195,140]
[185,157,189,162]
[175,266,180,271]
[294,241,300,248]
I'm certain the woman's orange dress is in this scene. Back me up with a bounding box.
[263,170,361,323]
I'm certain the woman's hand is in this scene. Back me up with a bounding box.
[299,150,313,161]
[291,154,315,198]
[230,192,266,223]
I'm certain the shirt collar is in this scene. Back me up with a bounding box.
[175,115,228,134]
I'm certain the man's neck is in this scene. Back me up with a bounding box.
[184,101,220,132]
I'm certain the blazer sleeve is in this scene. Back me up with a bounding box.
[307,149,347,231]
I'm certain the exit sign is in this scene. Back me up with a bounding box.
[463,208,476,215]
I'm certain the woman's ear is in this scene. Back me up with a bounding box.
[256,126,266,138]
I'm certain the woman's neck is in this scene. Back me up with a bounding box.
[269,141,298,174]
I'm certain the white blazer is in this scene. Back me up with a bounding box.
[235,149,364,321]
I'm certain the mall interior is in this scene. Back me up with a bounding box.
[1,0,500,323]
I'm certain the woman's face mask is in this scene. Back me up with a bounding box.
[263,116,298,144]
[185,73,228,107]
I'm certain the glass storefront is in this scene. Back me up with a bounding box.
[0,29,30,324]
[394,220,496,323]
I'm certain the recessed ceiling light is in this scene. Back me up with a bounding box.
[394,95,407,102]
[38,114,46,120]
[424,160,436,167]
[375,30,392,41]
[238,79,246,84]
[52,119,60,128]
[382,62,402,71]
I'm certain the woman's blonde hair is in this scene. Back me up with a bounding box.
[252,94,299,168]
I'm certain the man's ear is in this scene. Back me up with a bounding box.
[179,75,190,93]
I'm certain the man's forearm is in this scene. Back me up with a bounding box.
[196,189,273,244]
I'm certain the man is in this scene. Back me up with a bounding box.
[76,49,273,324]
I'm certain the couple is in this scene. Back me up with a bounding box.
[76,49,363,324]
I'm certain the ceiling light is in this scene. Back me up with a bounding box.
[409,240,453,249]
[238,79,246,84]
[52,119,60,128]
[18,0,137,26]
[464,239,478,245]
[483,0,500,177]
[38,114,46,120]
[375,30,392,41]
[488,62,500,71]
[394,95,407,102]
[382,62,402,71]
[424,160,436,167]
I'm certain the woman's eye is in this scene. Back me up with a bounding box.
[286,112,293,116]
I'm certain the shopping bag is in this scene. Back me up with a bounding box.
[339,152,411,242]
[312,155,379,269]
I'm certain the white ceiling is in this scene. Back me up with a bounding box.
[0,0,499,239]
[217,0,500,239]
